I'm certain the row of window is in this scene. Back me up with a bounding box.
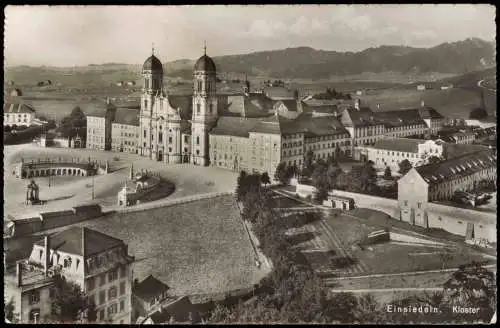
[97,298,126,321]
[89,281,126,306]
[195,102,215,115]
[119,132,138,138]
[282,141,302,148]
[87,266,126,291]
[388,125,425,131]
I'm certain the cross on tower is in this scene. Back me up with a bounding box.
[152,43,155,55]
[203,40,207,55]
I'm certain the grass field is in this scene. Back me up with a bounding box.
[38,194,269,296]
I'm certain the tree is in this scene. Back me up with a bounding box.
[311,163,327,187]
[5,296,18,323]
[469,107,488,119]
[50,276,88,323]
[326,163,343,189]
[356,161,378,193]
[428,155,442,165]
[261,172,271,186]
[398,159,413,176]
[323,292,359,323]
[442,262,496,322]
[236,171,248,201]
[304,150,314,170]
[383,166,392,180]
[209,303,237,323]
[314,188,328,204]
[59,106,87,139]
[274,163,293,185]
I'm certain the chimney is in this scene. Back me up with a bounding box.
[354,99,360,111]
[44,236,50,275]
[16,261,22,287]
[421,100,425,108]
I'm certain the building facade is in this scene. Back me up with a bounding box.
[25,227,135,324]
[356,138,444,172]
[4,103,36,127]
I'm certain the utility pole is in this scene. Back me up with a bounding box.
[92,173,95,200]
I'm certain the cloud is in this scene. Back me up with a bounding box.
[346,15,372,32]
[412,29,438,41]
[247,19,287,38]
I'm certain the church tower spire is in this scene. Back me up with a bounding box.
[191,46,218,166]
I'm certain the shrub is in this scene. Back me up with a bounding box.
[113,156,120,161]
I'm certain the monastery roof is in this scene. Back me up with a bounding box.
[3,102,36,114]
[35,226,123,257]
[280,113,348,137]
[167,95,192,120]
[210,116,280,138]
[133,275,170,302]
[222,93,274,117]
[373,109,427,127]
[371,138,433,153]
[113,108,140,126]
[277,99,299,112]
[343,106,381,127]
[415,150,496,185]
[418,107,444,119]
[443,143,491,160]
[263,86,295,100]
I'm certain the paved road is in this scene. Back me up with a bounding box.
[330,263,497,281]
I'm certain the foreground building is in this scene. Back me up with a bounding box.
[5,227,135,324]
[398,150,496,226]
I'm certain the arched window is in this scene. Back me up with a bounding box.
[209,103,213,114]
[196,136,200,145]
[197,80,202,92]
[197,103,201,114]
[145,78,149,89]
[63,257,72,268]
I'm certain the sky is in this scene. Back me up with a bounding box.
[4,4,496,67]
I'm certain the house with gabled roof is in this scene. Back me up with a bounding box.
[5,226,135,324]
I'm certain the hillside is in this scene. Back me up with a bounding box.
[164,38,496,79]
[5,38,496,85]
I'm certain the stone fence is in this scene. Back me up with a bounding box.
[327,189,496,243]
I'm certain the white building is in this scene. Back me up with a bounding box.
[4,103,36,127]
[356,138,444,172]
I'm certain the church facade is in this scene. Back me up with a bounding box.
[137,50,219,165]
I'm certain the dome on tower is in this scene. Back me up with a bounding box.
[194,54,216,72]
[143,55,163,72]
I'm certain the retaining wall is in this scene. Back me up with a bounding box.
[325,189,496,243]
[5,204,103,237]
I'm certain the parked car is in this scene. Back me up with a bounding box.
[452,191,475,206]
